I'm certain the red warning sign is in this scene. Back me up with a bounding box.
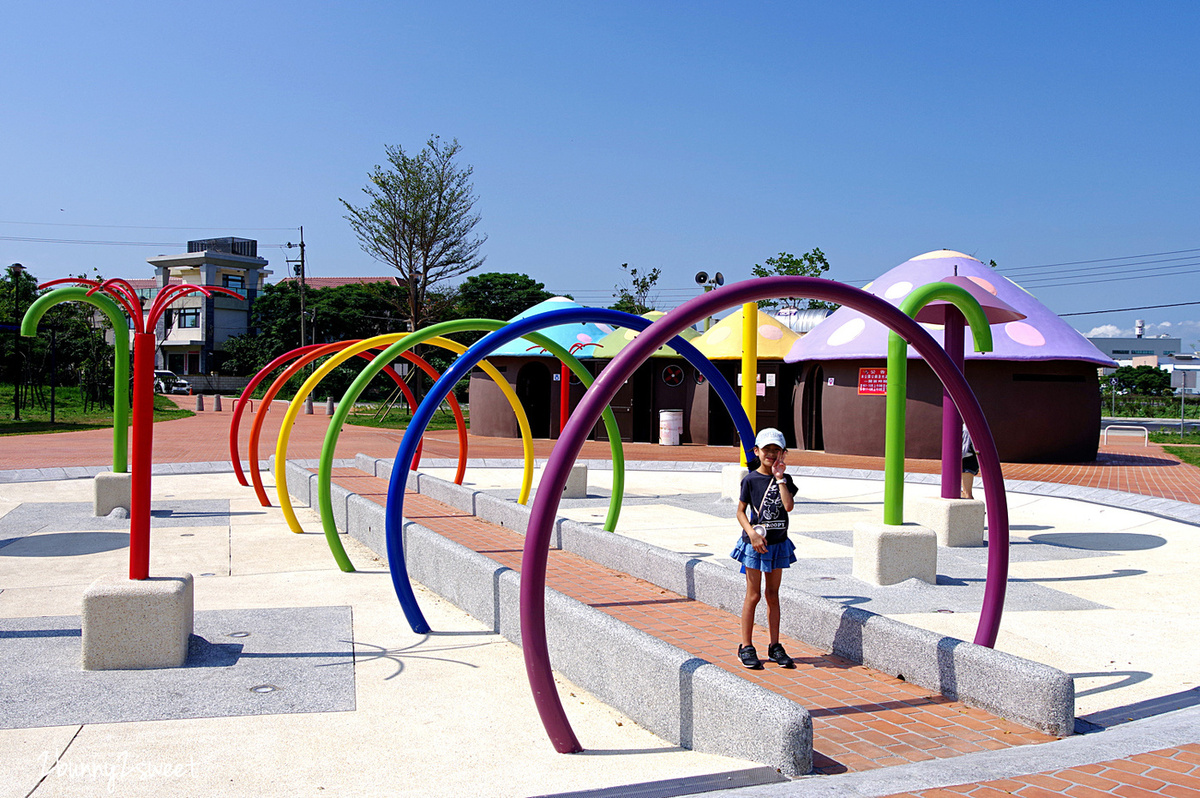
[857,368,888,395]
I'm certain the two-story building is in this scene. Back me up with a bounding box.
[133,238,271,376]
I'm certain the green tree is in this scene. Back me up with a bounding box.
[456,272,554,322]
[220,280,412,376]
[1112,364,1173,396]
[341,136,487,334]
[2,266,117,416]
[609,263,660,315]
[751,249,838,311]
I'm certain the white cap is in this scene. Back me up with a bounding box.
[754,428,786,450]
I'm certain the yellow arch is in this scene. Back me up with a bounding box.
[272,333,534,534]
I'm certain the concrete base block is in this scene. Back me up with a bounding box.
[562,465,587,498]
[194,395,204,412]
[303,396,314,415]
[720,464,748,502]
[212,394,222,412]
[911,497,986,547]
[82,573,194,670]
[853,522,937,586]
[93,471,132,517]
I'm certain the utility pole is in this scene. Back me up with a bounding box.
[286,227,307,348]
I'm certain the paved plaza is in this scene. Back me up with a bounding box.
[0,402,1198,796]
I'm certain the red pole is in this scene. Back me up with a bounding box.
[129,332,155,579]
[559,361,570,435]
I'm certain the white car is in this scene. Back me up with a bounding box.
[154,370,190,395]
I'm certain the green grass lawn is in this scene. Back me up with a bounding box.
[0,387,193,436]
[1163,445,1200,468]
[1149,430,1200,445]
[344,401,467,432]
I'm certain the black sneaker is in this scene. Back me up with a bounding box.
[737,644,764,670]
[767,642,795,668]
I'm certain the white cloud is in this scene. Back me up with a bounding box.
[1084,324,1125,337]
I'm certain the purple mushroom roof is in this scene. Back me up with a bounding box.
[784,250,1117,366]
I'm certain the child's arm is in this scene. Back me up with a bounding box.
[737,500,768,553]
[772,457,795,513]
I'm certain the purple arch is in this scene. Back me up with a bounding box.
[518,277,1011,753]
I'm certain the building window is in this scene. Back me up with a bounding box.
[223,274,245,290]
[177,309,200,329]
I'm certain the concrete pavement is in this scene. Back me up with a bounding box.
[1,402,1199,795]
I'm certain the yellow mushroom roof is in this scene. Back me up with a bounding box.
[590,311,699,358]
[691,307,800,360]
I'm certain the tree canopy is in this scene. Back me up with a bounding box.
[751,249,838,311]
[609,263,660,315]
[1111,364,1173,396]
[456,272,554,322]
[341,136,486,333]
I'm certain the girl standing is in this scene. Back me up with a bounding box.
[731,428,798,669]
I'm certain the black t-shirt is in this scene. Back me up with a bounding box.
[739,470,798,546]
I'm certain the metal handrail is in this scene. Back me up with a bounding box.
[1102,425,1149,446]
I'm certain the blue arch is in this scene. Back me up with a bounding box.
[384,307,756,632]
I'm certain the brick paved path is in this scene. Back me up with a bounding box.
[884,742,1200,797]
[3,397,1198,504]
[330,467,1055,776]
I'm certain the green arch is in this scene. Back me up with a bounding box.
[316,318,627,572]
[883,282,993,525]
[22,287,131,473]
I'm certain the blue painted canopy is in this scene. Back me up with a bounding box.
[486,297,615,356]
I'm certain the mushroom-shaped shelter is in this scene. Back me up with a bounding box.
[785,250,1117,462]
[467,297,614,438]
[689,306,801,446]
[590,312,700,442]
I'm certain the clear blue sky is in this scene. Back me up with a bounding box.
[3,1,1198,347]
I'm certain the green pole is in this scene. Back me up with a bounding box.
[22,287,131,473]
[883,283,993,525]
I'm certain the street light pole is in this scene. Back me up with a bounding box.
[286,227,307,348]
[9,263,26,421]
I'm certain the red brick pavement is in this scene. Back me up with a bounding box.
[2,397,1198,505]
[330,467,1056,776]
[884,742,1200,797]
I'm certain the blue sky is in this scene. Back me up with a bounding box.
[3,1,1198,347]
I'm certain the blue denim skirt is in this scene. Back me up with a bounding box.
[730,537,797,574]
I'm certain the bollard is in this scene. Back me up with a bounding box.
[195,394,205,412]
[213,394,223,412]
[326,397,335,415]
[303,396,314,415]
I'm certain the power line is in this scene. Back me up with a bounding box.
[0,220,298,231]
[1060,300,1200,317]
[0,235,288,248]
[998,246,1200,272]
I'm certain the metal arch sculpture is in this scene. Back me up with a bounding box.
[239,342,448,507]
[245,342,398,507]
[21,285,131,473]
[299,324,603,576]
[517,278,1012,754]
[312,320,604,581]
[271,332,530,564]
[383,309,756,635]
[30,277,241,579]
[883,283,993,525]
[229,343,426,489]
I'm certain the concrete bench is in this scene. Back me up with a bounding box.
[93,471,131,517]
[853,522,937,585]
[82,573,194,670]
[911,497,985,547]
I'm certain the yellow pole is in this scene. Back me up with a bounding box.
[740,302,758,466]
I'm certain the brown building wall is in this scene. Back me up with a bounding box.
[794,359,1102,462]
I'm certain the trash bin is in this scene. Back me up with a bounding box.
[659,409,683,446]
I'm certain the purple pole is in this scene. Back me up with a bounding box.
[940,306,965,499]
